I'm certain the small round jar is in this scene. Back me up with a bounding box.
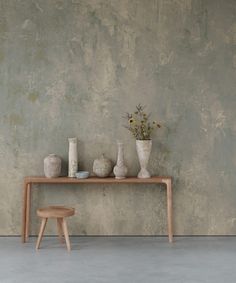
[93,154,113,177]
[44,154,62,178]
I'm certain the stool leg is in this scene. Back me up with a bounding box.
[61,218,71,251]
[36,218,47,250]
[57,218,64,244]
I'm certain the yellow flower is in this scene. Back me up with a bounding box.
[129,118,135,124]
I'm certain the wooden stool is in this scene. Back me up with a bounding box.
[36,206,75,251]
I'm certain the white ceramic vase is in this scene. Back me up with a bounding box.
[44,154,62,178]
[136,140,152,178]
[113,141,128,179]
[68,137,78,177]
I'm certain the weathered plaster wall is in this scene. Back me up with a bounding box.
[0,0,235,236]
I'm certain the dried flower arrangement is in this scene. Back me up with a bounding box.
[124,104,161,140]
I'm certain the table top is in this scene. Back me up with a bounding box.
[24,176,171,184]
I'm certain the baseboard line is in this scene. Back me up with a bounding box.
[1,235,236,237]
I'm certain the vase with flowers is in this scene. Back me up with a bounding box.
[124,104,161,178]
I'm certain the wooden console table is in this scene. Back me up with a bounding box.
[22,176,173,243]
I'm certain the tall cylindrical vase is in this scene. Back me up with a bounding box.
[113,141,128,179]
[68,137,78,177]
[136,140,152,178]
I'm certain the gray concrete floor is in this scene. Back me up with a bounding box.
[0,237,236,283]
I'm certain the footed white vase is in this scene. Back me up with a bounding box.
[136,140,152,178]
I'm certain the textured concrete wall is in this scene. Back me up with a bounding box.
[0,0,235,236]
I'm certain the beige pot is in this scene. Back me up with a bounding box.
[93,154,113,177]
[136,140,152,178]
[44,154,62,178]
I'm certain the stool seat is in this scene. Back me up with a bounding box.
[37,206,75,218]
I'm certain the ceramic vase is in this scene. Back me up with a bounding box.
[44,154,62,178]
[68,137,78,177]
[113,141,128,179]
[136,140,152,178]
[93,154,113,177]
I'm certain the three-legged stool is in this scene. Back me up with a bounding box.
[36,206,75,251]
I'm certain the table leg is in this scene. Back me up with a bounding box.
[22,182,28,243]
[25,183,31,242]
[166,179,173,243]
